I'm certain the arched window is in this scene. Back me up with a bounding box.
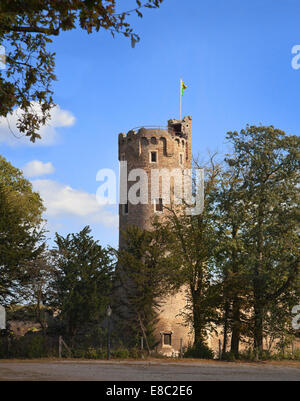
[160,137,167,156]
[141,137,149,146]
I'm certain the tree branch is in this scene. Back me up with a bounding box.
[2,25,60,35]
[266,258,300,303]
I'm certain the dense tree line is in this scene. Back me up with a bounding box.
[0,157,114,343]
[0,155,45,305]
[149,125,300,357]
[116,225,181,352]
[0,124,299,358]
[115,125,299,357]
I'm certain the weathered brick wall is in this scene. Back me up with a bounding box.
[118,117,194,355]
[119,117,193,239]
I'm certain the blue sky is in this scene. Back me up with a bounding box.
[1,0,299,248]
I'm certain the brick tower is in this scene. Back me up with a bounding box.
[118,116,194,355]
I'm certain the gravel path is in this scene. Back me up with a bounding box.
[0,360,299,381]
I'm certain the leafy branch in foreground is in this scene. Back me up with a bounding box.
[0,0,163,142]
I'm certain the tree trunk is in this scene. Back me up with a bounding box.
[254,304,263,352]
[253,201,265,354]
[68,319,77,346]
[36,291,46,333]
[138,313,151,355]
[230,225,241,357]
[222,300,230,354]
[192,289,206,345]
[231,297,241,357]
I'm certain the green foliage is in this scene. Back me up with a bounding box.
[112,348,130,359]
[148,350,166,359]
[129,347,142,359]
[271,350,300,361]
[6,305,37,321]
[153,126,299,357]
[0,126,298,361]
[221,352,236,362]
[117,225,181,352]
[0,335,142,360]
[0,0,163,142]
[0,155,45,304]
[85,347,101,360]
[0,334,57,359]
[51,226,114,340]
[238,348,300,362]
[215,125,300,354]
[72,346,140,360]
[184,341,214,360]
[154,158,222,345]
[18,253,57,331]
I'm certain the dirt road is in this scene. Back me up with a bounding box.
[0,359,299,381]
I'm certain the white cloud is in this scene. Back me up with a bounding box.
[0,103,75,146]
[23,160,55,178]
[32,179,118,228]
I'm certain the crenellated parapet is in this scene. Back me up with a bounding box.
[118,117,192,162]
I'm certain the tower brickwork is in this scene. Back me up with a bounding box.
[118,116,194,355]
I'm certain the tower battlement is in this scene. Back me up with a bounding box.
[118,116,192,162]
[118,115,192,141]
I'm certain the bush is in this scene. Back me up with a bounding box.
[150,351,166,359]
[0,338,9,359]
[271,350,300,361]
[221,352,236,362]
[0,334,57,359]
[238,349,256,361]
[112,348,130,359]
[97,348,108,359]
[85,347,99,359]
[184,341,214,360]
[289,351,298,360]
[260,350,273,361]
[26,336,46,358]
[239,348,284,361]
[129,348,142,359]
[56,345,138,360]
[292,350,300,361]
[72,349,86,359]
[72,347,107,359]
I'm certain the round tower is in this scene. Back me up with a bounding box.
[118,116,194,355]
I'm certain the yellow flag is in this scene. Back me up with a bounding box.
[181,79,187,96]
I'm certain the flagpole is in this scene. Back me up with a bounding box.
[180,78,182,121]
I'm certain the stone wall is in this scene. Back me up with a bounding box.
[118,117,194,355]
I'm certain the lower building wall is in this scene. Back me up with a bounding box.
[154,286,194,357]
[154,301,300,357]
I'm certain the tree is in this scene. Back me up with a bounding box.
[214,166,252,356]
[0,155,45,304]
[0,0,163,142]
[117,225,180,352]
[51,226,114,341]
[225,125,300,352]
[155,157,222,347]
[19,252,57,331]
